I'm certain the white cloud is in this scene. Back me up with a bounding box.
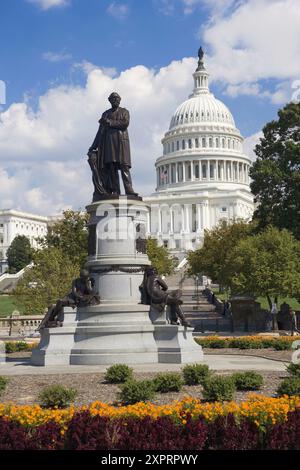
[202,0,300,103]
[0,58,196,214]
[107,2,129,20]
[42,51,72,62]
[28,0,70,10]
[243,131,262,162]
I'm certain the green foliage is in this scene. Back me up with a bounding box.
[5,342,31,353]
[228,226,300,306]
[0,296,25,317]
[273,339,292,351]
[14,247,80,314]
[202,376,236,402]
[7,235,33,273]
[0,376,8,395]
[39,210,89,268]
[152,373,184,393]
[250,102,300,240]
[286,363,300,377]
[231,371,264,391]
[118,379,156,405]
[182,363,212,385]
[277,377,300,397]
[187,220,253,289]
[146,238,175,275]
[38,384,77,409]
[104,364,134,383]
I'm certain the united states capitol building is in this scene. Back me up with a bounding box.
[144,49,254,254]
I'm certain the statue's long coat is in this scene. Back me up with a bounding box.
[91,106,131,168]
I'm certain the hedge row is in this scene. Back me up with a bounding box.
[1,409,300,450]
[195,336,296,350]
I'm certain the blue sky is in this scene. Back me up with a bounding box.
[0,0,299,214]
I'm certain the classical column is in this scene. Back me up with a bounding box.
[185,204,190,233]
[169,207,174,233]
[199,162,202,180]
[181,205,185,232]
[175,163,178,183]
[230,161,234,181]
[158,206,162,233]
[237,163,240,182]
[191,161,195,181]
[207,160,211,180]
[214,161,217,180]
[182,162,186,182]
[196,204,202,232]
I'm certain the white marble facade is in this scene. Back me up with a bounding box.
[145,53,254,255]
[0,209,48,273]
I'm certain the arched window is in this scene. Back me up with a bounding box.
[195,164,199,178]
[176,140,180,151]
[182,140,185,150]
[188,139,192,149]
[195,138,199,148]
[222,138,225,148]
[216,138,219,148]
[171,141,174,152]
[209,138,213,148]
[202,137,206,148]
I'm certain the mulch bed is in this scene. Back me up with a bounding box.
[0,348,291,407]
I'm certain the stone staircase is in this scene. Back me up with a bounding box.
[166,272,233,333]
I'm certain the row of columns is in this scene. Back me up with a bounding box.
[157,160,250,187]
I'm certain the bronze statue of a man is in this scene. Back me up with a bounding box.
[88,92,138,199]
[141,266,192,327]
[39,269,100,329]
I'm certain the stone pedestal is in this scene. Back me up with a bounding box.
[31,197,203,365]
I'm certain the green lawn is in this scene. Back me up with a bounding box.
[212,289,300,310]
[0,295,25,317]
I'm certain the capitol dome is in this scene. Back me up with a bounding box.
[145,47,254,254]
[169,93,235,130]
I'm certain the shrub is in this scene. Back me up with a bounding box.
[182,363,212,386]
[0,417,29,450]
[38,384,77,409]
[65,412,208,450]
[0,376,8,395]
[153,373,184,393]
[202,376,236,402]
[286,363,300,377]
[273,339,292,351]
[118,379,156,404]
[205,339,227,348]
[5,341,34,353]
[231,371,263,391]
[27,421,64,450]
[228,339,253,349]
[104,364,133,383]
[265,409,300,450]
[277,377,300,397]
[207,414,261,450]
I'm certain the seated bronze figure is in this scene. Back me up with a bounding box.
[141,266,192,327]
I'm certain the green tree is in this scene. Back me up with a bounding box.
[187,220,253,290]
[229,226,300,309]
[250,102,300,239]
[39,210,89,267]
[14,247,79,314]
[7,235,33,273]
[146,238,175,275]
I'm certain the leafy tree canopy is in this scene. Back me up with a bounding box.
[187,220,254,289]
[14,247,79,314]
[229,226,300,308]
[39,210,89,267]
[7,235,33,274]
[250,102,300,239]
[146,238,175,275]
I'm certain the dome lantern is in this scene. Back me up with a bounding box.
[191,46,209,97]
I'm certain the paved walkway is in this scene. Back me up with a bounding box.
[0,354,287,376]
